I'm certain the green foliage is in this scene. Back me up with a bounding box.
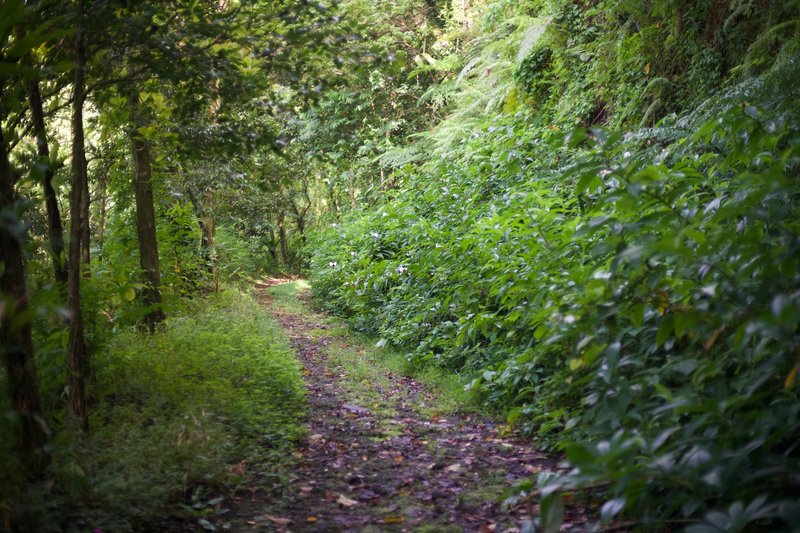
[309,46,800,529]
[0,291,305,530]
[216,224,278,283]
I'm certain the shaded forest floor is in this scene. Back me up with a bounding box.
[222,280,587,532]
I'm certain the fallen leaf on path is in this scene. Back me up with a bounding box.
[299,485,314,493]
[343,404,369,414]
[309,434,324,441]
[337,494,358,507]
[445,463,462,473]
[383,516,405,524]
[265,516,292,526]
[306,516,318,523]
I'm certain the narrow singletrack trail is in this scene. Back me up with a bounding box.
[227,280,585,532]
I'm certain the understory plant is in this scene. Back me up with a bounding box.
[309,56,800,529]
[0,291,305,531]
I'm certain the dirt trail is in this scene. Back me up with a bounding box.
[229,281,581,532]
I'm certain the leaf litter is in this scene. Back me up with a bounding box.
[221,282,588,531]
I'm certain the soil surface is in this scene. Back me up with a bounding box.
[225,281,587,532]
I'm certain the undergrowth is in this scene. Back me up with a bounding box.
[308,51,800,531]
[0,290,305,531]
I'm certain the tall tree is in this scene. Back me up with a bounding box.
[19,39,68,285]
[66,0,89,430]
[129,86,166,331]
[0,107,50,478]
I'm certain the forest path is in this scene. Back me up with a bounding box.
[228,279,574,532]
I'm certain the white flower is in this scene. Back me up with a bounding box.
[396,265,408,273]
[564,314,576,324]
[328,261,338,268]
[370,231,380,239]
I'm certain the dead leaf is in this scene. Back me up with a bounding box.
[383,516,405,524]
[299,485,314,493]
[337,494,358,507]
[785,364,798,390]
[445,463,462,473]
[309,434,324,441]
[265,516,292,526]
[523,464,542,474]
[306,516,318,523]
[343,404,369,414]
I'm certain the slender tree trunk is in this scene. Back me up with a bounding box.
[24,74,67,285]
[0,117,51,477]
[277,209,289,265]
[199,190,217,277]
[67,0,89,431]
[129,87,165,332]
[96,171,108,261]
[267,227,277,261]
[295,216,306,244]
[80,170,90,273]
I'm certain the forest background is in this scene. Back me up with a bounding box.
[1,0,799,530]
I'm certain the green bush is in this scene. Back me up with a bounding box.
[1,290,305,531]
[308,56,800,529]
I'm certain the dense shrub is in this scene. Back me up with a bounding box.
[309,57,800,529]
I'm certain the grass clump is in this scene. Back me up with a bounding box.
[1,290,305,531]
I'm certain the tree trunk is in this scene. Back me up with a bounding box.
[277,209,288,265]
[267,227,277,261]
[0,117,51,477]
[295,215,306,244]
[96,171,108,261]
[80,167,90,273]
[130,88,166,332]
[25,74,67,285]
[67,0,89,431]
[199,190,217,277]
